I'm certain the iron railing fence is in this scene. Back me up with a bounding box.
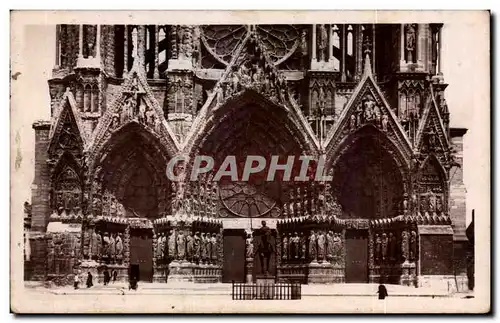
[232,282,302,300]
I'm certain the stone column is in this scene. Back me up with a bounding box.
[95,24,101,61]
[123,25,128,76]
[354,25,363,81]
[154,25,160,79]
[417,24,427,71]
[328,24,334,62]
[311,24,317,62]
[78,25,84,59]
[400,23,405,68]
[340,25,346,81]
[437,26,443,75]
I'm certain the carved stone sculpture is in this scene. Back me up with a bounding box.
[375,233,381,262]
[291,232,300,259]
[211,233,218,262]
[193,232,201,263]
[109,233,116,261]
[317,231,326,261]
[246,232,254,259]
[177,230,186,261]
[326,231,334,261]
[186,233,194,261]
[381,233,388,261]
[90,229,98,259]
[115,233,123,263]
[168,230,176,260]
[410,230,417,261]
[281,234,289,260]
[309,230,317,262]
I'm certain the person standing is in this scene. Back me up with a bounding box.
[73,272,80,290]
[86,272,93,288]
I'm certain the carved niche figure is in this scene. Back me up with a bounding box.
[102,233,110,260]
[211,233,218,263]
[317,24,328,62]
[381,233,388,261]
[168,230,176,260]
[363,94,376,122]
[374,233,381,262]
[405,24,416,62]
[300,232,307,259]
[115,233,123,263]
[205,232,213,264]
[350,114,357,130]
[332,233,343,264]
[246,232,254,259]
[90,228,99,259]
[291,232,300,259]
[193,232,201,263]
[309,230,317,262]
[155,233,162,259]
[186,232,194,262]
[373,104,382,126]
[281,234,289,261]
[323,231,332,261]
[410,230,417,261]
[96,231,103,260]
[300,29,308,57]
[388,232,397,261]
[110,113,120,131]
[356,105,363,126]
[238,64,251,85]
[201,233,208,263]
[109,233,116,262]
[110,198,117,217]
[177,230,186,261]
[138,101,147,124]
[401,230,409,261]
[317,231,326,261]
[436,196,443,213]
[145,110,155,127]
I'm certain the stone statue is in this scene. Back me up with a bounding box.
[109,199,117,217]
[317,24,328,62]
[90,229,98,259]
[373,105,382,125]
[300,29,308,57]
[363,95,375,121]
[168,230,176,260]
[381,113,389,131]
[309,230,317,262]
[291,232,300,259]
[246,232,254,259]
[131,28,138,60]
[201,233,208,263]
[332,233,342,264]
[193,232,201,263]
[410,230,417,261]
[102,233,110,259]
[109,233,116,262]
[96,231,103,259]
[205,233,212,263]
[401,230,409,261]
[138,102,146,124]
[326,231,335,261]
[388,232,397,261]
[155,233,162,259]
[115,233,123,263]
[405,24,416,62]
[317,231,326,261]
[356,105,363,126]
[381,233,388,261]
[211,233,218,263]
[350,114,357,130]
[177,230,186,261]
[375,233,381,262]
[300,232,307,259]
[436,196,443,213]
[110,113,120,130]
[281,234,289,260]
[186,233,194,261]
[256,221,274,275]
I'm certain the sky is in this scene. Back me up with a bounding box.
[12,22,489,226]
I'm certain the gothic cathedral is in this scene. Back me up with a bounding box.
[25,24,469,289]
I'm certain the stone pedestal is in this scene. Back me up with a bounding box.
[167,260,194,283]
[256,275,276,300]
[399,261,416,286]
[245,257,254,283]
[153,265,168,283]
[307,261,335,284]
[79,260,128,284]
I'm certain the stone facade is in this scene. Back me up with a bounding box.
[25,24,470,289]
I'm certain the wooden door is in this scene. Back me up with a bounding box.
[129,229,153,282]
[222,229,246,283]
[345,230,368,283]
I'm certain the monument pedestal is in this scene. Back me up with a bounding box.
[245,257,254,283]
[167,260,194,283]
[307,261,335,284]
[255,274,276,300]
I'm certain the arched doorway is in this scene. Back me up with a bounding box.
[93,123,172,282]
[329,126,407,283]
[188,91,316,282]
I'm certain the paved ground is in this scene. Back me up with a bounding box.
[13,282,481,314]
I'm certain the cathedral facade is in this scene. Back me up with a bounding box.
[25,24,469,289]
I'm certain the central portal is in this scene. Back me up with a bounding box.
[345,230,369,283]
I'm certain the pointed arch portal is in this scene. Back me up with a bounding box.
[330,126,406,219]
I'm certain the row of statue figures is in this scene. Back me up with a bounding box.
[216,59,287,106]
[283,230,344,264]
[82,229,125,264]
[373,230,418,264]
[155,230,220,265]
[350,94,389,132]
